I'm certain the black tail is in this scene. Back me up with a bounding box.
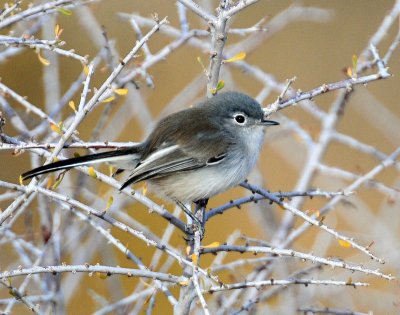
[21,147,141,181]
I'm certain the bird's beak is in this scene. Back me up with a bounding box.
[260,117,279,126]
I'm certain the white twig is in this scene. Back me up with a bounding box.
[205,279,368,293]
[0,265,186,283]
[200,244,393,280]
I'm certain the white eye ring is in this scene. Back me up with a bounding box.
[234,114,246,125]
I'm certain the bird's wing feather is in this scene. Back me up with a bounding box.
[120,144,227,190]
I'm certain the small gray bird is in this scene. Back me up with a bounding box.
[22,92,278,205]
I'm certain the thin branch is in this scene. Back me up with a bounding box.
[200,245,393,280]
[206,189,351,221]
[0,265,186,284]
[177,0,216,24]
[282,147,400,249]
[297,307,372,315]
[0,279,42,315]
[0,0,88,29]
[204,278,368,293]
[264,66,391,115]
[241,181,385,264]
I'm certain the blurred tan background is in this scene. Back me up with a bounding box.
[1,0,399,314]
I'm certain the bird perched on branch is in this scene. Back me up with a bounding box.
[22,91,279,222]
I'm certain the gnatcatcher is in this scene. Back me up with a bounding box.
[22,92,278,208]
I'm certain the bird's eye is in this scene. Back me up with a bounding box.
[234,114,246,124]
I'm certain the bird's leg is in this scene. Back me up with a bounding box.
[193,198,208,240]
[175,200,201,231]
[176,199,207,243]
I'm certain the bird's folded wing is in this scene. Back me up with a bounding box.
[120,144,209,190]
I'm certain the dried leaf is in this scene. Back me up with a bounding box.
[142,182,147,196]
[352,54,358,73]
[108,165,115,177]
[57,7,72,16]
[201,241,220,249]
[179,280,189,286]
[101,96,116,103]
[114,88,128,96]
[105,196,114,211]
[346,67,353,78]
[224,52,246,63]
[68,101,76,113]
[191,253,198,265]
[83,64,89,76]
[50,122,62,135]
[52,172,66,189]
[8,289,18,298]
[38,51,50,66]
[54,24,63,38]
[196,56,207,73]
[96,272,108,279]
[46,176,54,189]
[309,208,320,218]
[88,167,97,178]
[338,239,351,248]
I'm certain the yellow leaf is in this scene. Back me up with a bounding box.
[54,24,63,38]
[57,8,72,16]
[96,272,108,279]
[9,289,18,298]
[191,253,198,265]
[196,56,207,73]
[142,182,147,196]
[46,176,54,189]
[201,241,220,249]
[52,178,62,190]
[216,80,225,91]
[105,196,114,211]
[109,165,115,177]
[186,246,191,256]
[83,64,89,76]
[19,175,24,185]
[346,67,353,78]
[114,88,128,96]
[38,51,50,66]
[211,80,225,95]
[101,96,115,103]
[224,52,246,63]
[338,239,351,248]
[52,172,65,189]
[68,101,76,112]
[352,54,358,72]
[308,208,320,218]
[50,122,62,135]
[179,280,189,286]
[88,167,97,178]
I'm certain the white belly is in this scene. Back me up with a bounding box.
[149,126,265,202]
